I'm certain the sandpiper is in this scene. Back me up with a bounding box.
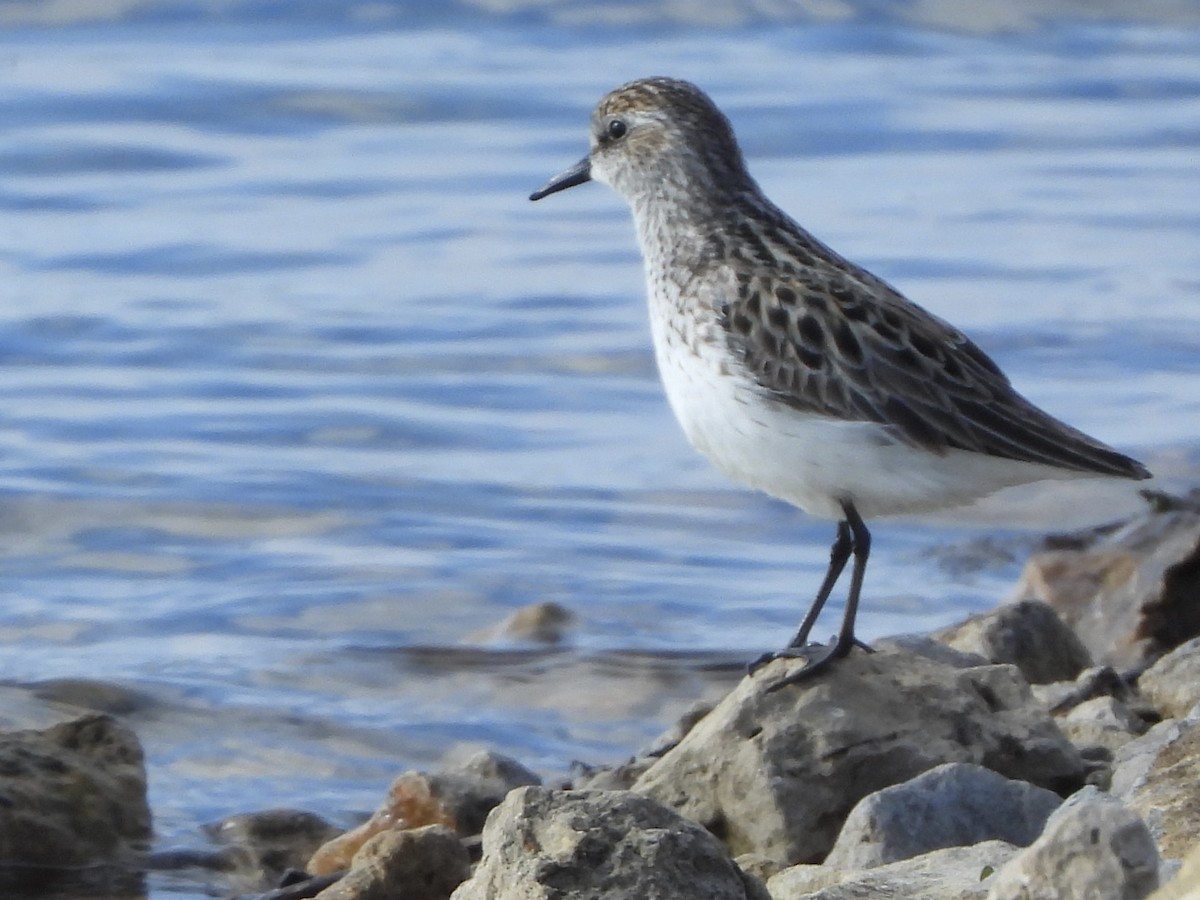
[530,77,1150,687]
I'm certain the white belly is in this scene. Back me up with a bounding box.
[649,314,1088,522]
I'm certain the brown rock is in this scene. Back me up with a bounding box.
[426,750,540,837]
[308,751,539,875]
[465,601,575,644]
[308,772,455,875]
[1012,510,1200,670]
[314,824,470,900]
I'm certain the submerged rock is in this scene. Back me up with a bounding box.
[205,808,342,889]
[464,601,576,645]
[0,714,151,870]
[27,678,157,717]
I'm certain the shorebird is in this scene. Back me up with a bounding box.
[530,77,1150,687]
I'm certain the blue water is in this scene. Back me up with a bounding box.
[0,3,1198,896]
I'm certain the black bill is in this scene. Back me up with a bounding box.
[529,156,592,201]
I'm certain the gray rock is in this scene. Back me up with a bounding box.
[632,650,1084,865]
[0,714,151,870]
[1110,717,1200,862]
[568,757,655,792]
[1138,636,1200,720]
[872,634,990,669]
[315,824,469,900]
[734,852,787,886]
[1011,510,1200,670]
[1060,696,1148,756]
[639,699,717,758]
[449,786,770,900]
[824,762,1061,869]
[934,600,1093,684]
[429,749,541,837]
[1110,718,1192,801]
[1030,665,1138,716]
[570,700,718,792]
[985,786,1159,900]
[768,841,1018,900]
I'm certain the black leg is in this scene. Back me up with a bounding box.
[786,519,852,649]
[746,518,850,674]
[835,502,870,650]
[755,500,872,689]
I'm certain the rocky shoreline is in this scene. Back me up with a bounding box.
[3,490,1199,900]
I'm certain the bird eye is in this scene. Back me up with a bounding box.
[606,119,627,140]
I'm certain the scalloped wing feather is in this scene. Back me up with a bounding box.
[717,260,1149,480]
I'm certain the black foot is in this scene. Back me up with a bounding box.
[766,640,848,690]
[747,635,873,676]
[749,634,873,691]
[747,645,815,675]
